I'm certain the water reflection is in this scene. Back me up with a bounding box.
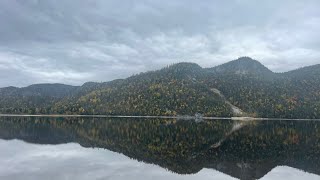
[0,140,237,180]
[0,117,319,180]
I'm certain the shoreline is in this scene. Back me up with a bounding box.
[0,114,319,121]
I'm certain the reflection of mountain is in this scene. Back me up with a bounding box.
[0,117,320,180]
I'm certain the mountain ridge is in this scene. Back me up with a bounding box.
[1,57,319,89]
[0,57,319,118]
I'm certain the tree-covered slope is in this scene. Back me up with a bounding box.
[0,57,319,118]
[52,63,232,116]
[0,84,78,114]
[204,58,320,118]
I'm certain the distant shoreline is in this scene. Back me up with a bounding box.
[0,114,320,121]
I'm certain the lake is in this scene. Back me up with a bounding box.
[0,116,319,180]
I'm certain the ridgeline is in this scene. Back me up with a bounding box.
[1,57,319,119]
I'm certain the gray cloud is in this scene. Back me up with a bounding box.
[0,0,319,87]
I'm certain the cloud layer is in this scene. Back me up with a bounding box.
[0,0,319,87]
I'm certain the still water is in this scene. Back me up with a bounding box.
[0,117,319,180]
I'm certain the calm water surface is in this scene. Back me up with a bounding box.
[0,117,320,180]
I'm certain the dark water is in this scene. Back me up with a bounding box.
[0,117,320,180]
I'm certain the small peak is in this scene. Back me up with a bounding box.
[170,62,201,68]
[234,56,260,64]
[228,57,267,68]
[166,62,202,71]
[160,62,203,79]
[210,57,273,76]
[237,56,255,61]
[5,86,18,89]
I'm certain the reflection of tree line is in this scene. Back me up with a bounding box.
[0,117,320,180]
[207,120,320,179]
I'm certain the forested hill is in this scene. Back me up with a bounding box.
[0,57,320,119]
[208,57,274,77]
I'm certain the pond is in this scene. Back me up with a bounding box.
[0,116,319,180]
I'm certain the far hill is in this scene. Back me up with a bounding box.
[0,84,77,114]
[208,57,274,77]
[0,57,319,119]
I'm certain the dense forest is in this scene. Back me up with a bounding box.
[1,117,320,179]
[0,57,319,118]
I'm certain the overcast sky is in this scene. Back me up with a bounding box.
[0,0,319,87]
